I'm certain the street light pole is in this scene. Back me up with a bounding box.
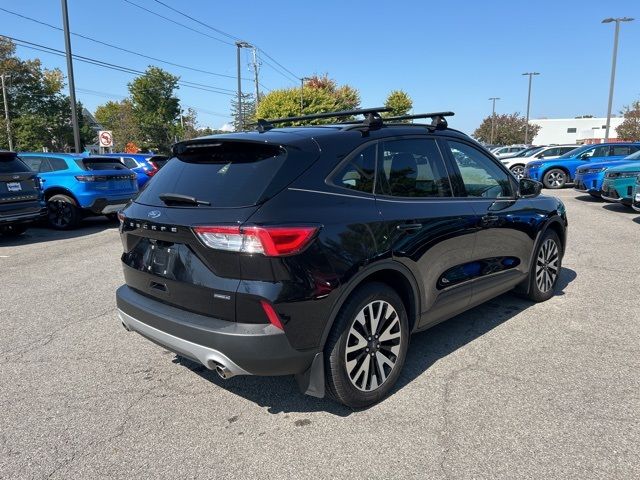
[489,97,500,145]
[235,41,251,131]
[1,74,13,150]
[602,17,634,141]
[522,72,540,144]
[61,0,81,153]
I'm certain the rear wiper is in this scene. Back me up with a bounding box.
[158,193,211,206]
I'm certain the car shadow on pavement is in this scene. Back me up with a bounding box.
[0,217,118,247]
[573,194,602,203]
[601,204,637,214]
[176,267,577,416]
[633,217,640,225]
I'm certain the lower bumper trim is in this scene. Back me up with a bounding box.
[118,309,250,376]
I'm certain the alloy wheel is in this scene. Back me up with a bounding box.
[535,238,559,293]
[344,300,402,392]
[510,165,525,179]
[547,171,565,188]
[48,201,72,228]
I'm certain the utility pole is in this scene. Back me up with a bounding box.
[522,72,540,144]
[300,77,310,115]
[602,17,634,141]
[1,74,13,151]
[235,41,251,131]
[61,0,81,153]
[488,97,500,145]
[251,48,260,107]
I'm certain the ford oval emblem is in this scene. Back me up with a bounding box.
[148,210,161,219]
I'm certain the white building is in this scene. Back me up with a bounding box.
[530,117,624,145]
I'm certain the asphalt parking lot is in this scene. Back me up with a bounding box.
[1,189,639,480]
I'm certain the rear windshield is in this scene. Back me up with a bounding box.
[136,142,288,208]
[78,158,128,171]
[0,155,31,173]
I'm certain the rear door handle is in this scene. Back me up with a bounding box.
[480,215,499,226]
[397,223,423,232]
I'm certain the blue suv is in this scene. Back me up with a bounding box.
[574,149,640,197]
[19,153,138,229]
[99,153,159,188]
[523,143,640,189]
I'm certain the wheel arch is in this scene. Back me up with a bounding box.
[44,186,79,205]
[320,261,421,348]
[542,165,571,183]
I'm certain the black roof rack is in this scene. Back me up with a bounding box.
[381,111,455,130]
[254,107,391,132]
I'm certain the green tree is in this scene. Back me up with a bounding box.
[94,99,140,151]
[473,113,541,145]
[230,93,256,131]
[0,37,93,151]
[177,107,221,140]
[616,100,640,141]
[256,74,360,125]
[128,66,180,153]
[383,90,412,118]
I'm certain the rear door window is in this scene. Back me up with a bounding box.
[48,157,68,171]
[612,145,632,156]
[378,138,452,198]
[136,142,293,208]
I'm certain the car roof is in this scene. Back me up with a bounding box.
[19,152,84,158]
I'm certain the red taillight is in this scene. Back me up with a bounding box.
[147,165,159,177]
[260,300,284,330]
[117,211,126,224]
[193,225,318,257]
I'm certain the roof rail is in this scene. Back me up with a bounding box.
[254,107,391,132]
[381,111,455,130]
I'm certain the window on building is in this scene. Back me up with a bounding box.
[567,128,577,133]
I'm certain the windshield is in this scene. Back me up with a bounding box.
[559,145,590,159]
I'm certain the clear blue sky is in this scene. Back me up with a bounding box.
[2,0,639,134]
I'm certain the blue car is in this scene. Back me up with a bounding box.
[19,153,138,229]
[99,153,159,188]
[574,149,640,197]
[523,142,640,189]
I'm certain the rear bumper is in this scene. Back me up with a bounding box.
[86,196,134,215]
[116,285,317,376]
[0,206,47,225]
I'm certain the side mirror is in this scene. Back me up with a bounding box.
[519,178,542,198]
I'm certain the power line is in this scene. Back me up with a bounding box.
[5,35,236,96]
[0,7,249,83]
[146,0,300,83]
[122,0,234,47]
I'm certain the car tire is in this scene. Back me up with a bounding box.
[510,164,525,179]
[543,169,567,189]
[1,224,28,236]
[47,194,81,230]
[525,229,562,303]
[589,192,601,199]
[324,282,409,408]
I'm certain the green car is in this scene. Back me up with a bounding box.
[632,176,640,213]
[601,162,640,207]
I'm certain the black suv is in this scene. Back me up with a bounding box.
[0,151,46,236]
[116,109,568,408]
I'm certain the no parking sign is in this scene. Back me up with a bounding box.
[98,130,113,148]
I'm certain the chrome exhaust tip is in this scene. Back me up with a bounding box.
[215,364,235,380]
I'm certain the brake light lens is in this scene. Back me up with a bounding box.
[260,300,284,330]
[75,174,137,182]
[193,225,318,256]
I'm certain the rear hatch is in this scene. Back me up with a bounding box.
[120,139,319,321]
[0,154,41,219]
[77,158,138,195]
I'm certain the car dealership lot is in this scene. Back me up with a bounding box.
[1,189,639,479]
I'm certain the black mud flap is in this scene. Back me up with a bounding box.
[295,352,325,398]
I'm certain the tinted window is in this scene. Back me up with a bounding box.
[0,156,31,173]
[48,157,68,171]
[612,145,632,156]
[378,138,451,198]
[136,142,294,208]
[121,157,139,169]
[447,141,513,198]
[21,156,52,173]
[567,128,577,133]
[585,145,609,158]
[80,159,128,171]
[332,144,376,193]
